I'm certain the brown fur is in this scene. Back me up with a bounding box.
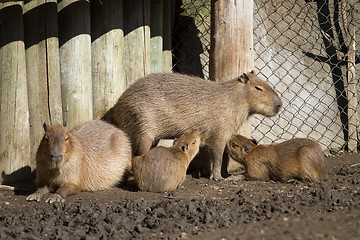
[26,120,132,203]
[226,135,328,182]
[103,72,282,181]
[132,131,201,192]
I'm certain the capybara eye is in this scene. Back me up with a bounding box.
[255,86,263,92]
[192,140,196,144]
[232,143,239,148]
[65,137,69,142]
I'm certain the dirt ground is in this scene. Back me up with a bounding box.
[0,153,359,240]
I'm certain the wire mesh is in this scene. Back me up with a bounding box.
[172,0,360,153]
[172,0,211,79]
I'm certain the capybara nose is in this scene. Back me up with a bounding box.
[50,154,63,162]
[275,99,282,112]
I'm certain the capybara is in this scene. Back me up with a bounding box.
[26,120,132,203]
[226,135,328,182]
[103,72,282,181]
[132,131,201,192]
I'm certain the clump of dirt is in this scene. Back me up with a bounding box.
[0,154,359,239]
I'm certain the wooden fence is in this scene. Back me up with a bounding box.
[0,0,172,184]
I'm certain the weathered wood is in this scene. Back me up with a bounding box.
[91,0,125,119]
[123,0,150,87]
[347,25,358,152]
[340,0,358,152]
[162,0,172,72]
[150,0,163,73]
[0,1,32,183]
[58,0,92,129]
[210,0,254,82]
[210,0,254,171]
[210,0,254,137]
[24,0,63,168]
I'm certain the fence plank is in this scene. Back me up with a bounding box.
[0,2,32,183]
[210,0,254,136]
[210,0,254,82]
[123,0,150,87]
[58,0,92,129]
[347,25,358,152]
[162,0,172,72]
[24,0,63,168]
[150,0,163,73]
[210,0,254,171]
[91,0,125,119]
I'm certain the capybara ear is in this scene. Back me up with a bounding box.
[242,73,250,83]
[244,144,252,153]
[236,73,249,83]
[43,122,49,132]
[251,138,258,145]
[63,121,68,128]
[173,138,178,146]
[181,144,188,152]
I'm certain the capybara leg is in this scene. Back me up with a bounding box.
[221,151,230,178]
[302,162,320,182]
[299,147,327,182]
[210,144,225,181]
[26,185,50,202]
[46,183,81,203]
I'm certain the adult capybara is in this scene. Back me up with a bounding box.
[132,131,200,192]
[226,135,328,182]
[103,72,282,181]
[26,120,132,203]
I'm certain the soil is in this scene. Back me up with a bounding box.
[0,153,359,240]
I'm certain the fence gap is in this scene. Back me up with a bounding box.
[150,0,163,73]
[162,0,172,72]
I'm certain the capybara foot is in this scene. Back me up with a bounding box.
[225,174,246,181]
[46,194,65,204]
[26,192,43,202]
[210,173,224,181]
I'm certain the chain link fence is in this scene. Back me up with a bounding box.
[172,0,211,79]
[172,0,360,153]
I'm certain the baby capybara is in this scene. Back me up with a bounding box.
[226,135,328,182]
[26,120,132,203]
[103,72,282,181]
[132,131,201,192]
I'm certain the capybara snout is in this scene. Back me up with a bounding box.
[43,123,69,168]
[275,99,282,113]
[270,98,282,116]
[246,72,282,117]
[173,131,201,160]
